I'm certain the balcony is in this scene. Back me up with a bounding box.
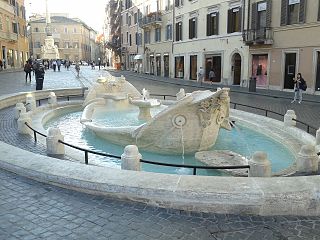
[0,30,18,41]
[243,28,273,45]
[140,13,162,29]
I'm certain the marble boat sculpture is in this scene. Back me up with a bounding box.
[81,76,231,154]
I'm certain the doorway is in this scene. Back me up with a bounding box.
[232,53,241,85]
[164,55,169,77]
[284,53,296,89]
[156,55,161,76]
[316,51,320,91]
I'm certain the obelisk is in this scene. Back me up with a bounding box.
[41,0,59,59]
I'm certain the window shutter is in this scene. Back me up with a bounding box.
[175,23,179,41]
[299,0,306,23]
[238,7,242,31]
[216,12,219,35]
[266,0,272,27]
[227,9,232,33]
[189,18,192,39]
[206,14,210,36]
[251,2,257,30]
[280,0,287,26]
[318,0,320,21]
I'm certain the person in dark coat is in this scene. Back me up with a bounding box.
[24,61,32,83]
[34,61,45,90]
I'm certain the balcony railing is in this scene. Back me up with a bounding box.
[140,13,162,28]
[243,27,273,45]
[0,1,15,14]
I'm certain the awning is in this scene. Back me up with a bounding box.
[134,55,143,60]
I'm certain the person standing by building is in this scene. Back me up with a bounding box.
[98,58,101,70]
[75,62,80,77]
[24,61,32,83]
[57,59,61,71]
[291,73,306,104]
[209,69,216,83]
[34,61,45,90]
[0,60,3,71]
[198,67,204,84]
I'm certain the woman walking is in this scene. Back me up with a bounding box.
[291,73,306,104]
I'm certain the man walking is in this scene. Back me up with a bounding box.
[34,61,45,90]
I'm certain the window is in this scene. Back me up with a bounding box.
[175,22,182,41]
[64,27,68,33]
[73,28,77,33]
[207,12,219,36]
[281,0,306,25]
[135,33,142,45]
[73,42,78,48]
[126,13,128,24]
[144,30,150,44]
[64,42,70,48]
[134,13,137,24]
[155,28,161,42]
[257,3,267,29]
[12,22,18,33]
[227,7,241,33]
[189,17,197,39]
[288,0,300,24]
[175,0,183,7]
[166,24,172,40]
[129,34,132,46]
[34,42,41,48]
[126,32,128,43]
[165,0,172,11]
[175,56,184,78]
[128,15,131,26]
[0,15,3,31]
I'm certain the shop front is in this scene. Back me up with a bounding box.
[205,55,221,82]
[175,56,184,78]
[251,54,268,87]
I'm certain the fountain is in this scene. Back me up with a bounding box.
[80,76,231,154]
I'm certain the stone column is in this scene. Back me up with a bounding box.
[296,145,318,174]
[14,103,26,120]
[48,92,57,105]
[46,127,65,156]
[17,113,32,135]
[249,152,271,177]
[284,110,296,127]
[121,145,141,171]
[26,94,36,112]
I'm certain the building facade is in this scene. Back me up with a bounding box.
[244,0,320,93]
[0,0,29,69]
[29,14,98,62]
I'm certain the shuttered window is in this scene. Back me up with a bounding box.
[281,0,306,25]
[207,12,219,36]
[176,22,182,41]
[189,17,197,39]
[318,0,320,21]
[227,7,242,33]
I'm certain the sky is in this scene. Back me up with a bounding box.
[25,0,108,32]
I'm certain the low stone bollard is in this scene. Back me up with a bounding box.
[296,145,318,174]
[316,128,320,146]
[48,92,57,105]
[14,103,26,120]
[17,113,32,135]
[284,110,296,127]
[249,152,271,177]
[121,145,142,171]
[176,88,186,101]
[46,127,65,156]
[26,94,36,112]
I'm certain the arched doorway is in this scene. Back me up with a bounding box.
[232,53,241,85]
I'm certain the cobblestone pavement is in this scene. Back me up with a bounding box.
[1,67,320,239]
[1,169,320,240]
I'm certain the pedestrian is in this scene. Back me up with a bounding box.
[24,61,32,83]
[75,62,80,77]
[209,69,216,83]
[66,60,70,70]
[3,58,6,69]
[0,59,3,71]
[57,59,61,71]
[198,67,204,84]
[34,61,45,90]
[52,60,57,72]
[291,73,306,104]
[98,58,101,70]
